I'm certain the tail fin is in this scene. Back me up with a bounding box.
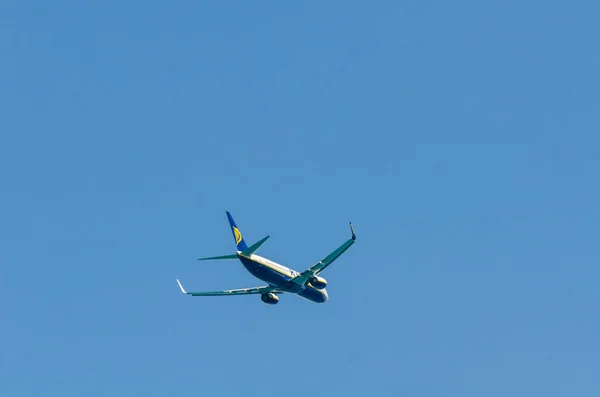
[226,211,248,251]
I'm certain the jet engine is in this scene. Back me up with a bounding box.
[260,292,279,305]
[309,276,328,289]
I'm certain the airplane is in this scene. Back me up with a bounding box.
[176,211,356,305]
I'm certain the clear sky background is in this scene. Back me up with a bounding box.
[2,1,599,396]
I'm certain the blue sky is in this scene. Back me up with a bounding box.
[2,1,599,395]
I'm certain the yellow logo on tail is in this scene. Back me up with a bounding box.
[233,227,242,245]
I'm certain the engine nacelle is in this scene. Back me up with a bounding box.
[261,292,279,305]
[309,276,328,289]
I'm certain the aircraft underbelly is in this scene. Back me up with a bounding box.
[240,257,289,286]
[258,267,287,285]
[239,256,327,303]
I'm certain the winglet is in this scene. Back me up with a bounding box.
[176,279,187,294]
[349,222,356,240]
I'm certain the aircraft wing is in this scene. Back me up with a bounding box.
[176,279,280,296]
[290,223,356,286]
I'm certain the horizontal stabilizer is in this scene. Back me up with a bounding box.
[197,254,238,261]
[242,235,270,256]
